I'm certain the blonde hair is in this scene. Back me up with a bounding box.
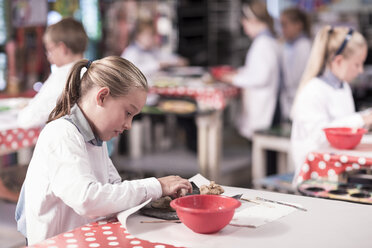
[292,26,366,113]
[44,17,88,54]
[48,56,148,122]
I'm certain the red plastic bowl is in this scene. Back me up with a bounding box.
[170,194,241,234]
[210,66,235,80]
[323,127,367,149]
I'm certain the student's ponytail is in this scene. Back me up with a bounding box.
[48,59,89,123]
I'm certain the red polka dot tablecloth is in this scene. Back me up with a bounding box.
[149,84,239,110]
[30,219,180,248]
[0,127,41,154]
[296,152,372,184]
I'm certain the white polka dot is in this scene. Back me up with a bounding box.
[46,240,56,244]
[86,237,96,242]
[327,169,336,176]
[107,236,117,240]
[120,225,125,228]
[340,155,348,163]
[130,240,141,245]
[63,233,74,237]
[346,166,353,171]
[85,232,95,236]
[352,163,360,169]
[67,245,78,248]
[22,139,29,146]
[102,226,111,230]
[123,230,129,234]
[82,227,91,231]
[6,134,13,142]
[126,235,135,239]
[89,243,100,247]
[318,161,326,170]
[302,163,309,173]
[132,246,143,248]
[323,154,331,161]
[103,231,113,235]
[358,157,366,165]
[311,171,319,179]
[108,242,119,246]
[11,141,18,149]
[308,153,315,161]
[47,246,58,248]
[98,221,107,225]
[66,239,77,243]
[155,245,166,248]
[335,162,342,167]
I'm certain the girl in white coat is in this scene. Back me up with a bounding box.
[220,1,280,139]
[279,7,312,121]
[291,26,372,185]
[15,56,192,245]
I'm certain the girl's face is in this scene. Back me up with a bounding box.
[280,15,302,41]
[136,28,156,50]
[241,17,258,39]
[93,88,147,141]
[336,45,367,82]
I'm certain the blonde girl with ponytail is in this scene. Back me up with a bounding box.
[17,56,192,245]
[291,26,372,186]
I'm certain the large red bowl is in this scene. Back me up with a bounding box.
[323,127,367,149]
[170,194,241,234]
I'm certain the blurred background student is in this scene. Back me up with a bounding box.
[220,0,280,140]
[291,26,372,184]
[121,19,187,78]
[17,18,88,129]
[279,7,312,122]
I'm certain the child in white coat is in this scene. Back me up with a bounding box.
[220,0,280,139]
[291,26,372,185]
[17,18,88,128]
[279,7,312,121]
[16,56,192,245]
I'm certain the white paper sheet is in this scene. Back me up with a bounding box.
[116,198,152,229]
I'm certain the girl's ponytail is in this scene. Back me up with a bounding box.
[47,59,89,123]
[297,25,332,93]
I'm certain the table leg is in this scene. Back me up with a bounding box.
[252,135,267,181]
[207,111,222,181]
[196,115,209,177]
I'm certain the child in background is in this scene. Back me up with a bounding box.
[291,26,372,185]
[17,17,88,128]
[121,19,187,78]
[220,0,280,139]
[279,7,312,122]
[16,56,192,245]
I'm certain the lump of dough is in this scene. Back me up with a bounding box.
[200,181,224,195]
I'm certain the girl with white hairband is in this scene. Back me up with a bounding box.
[291,26,372,186]
[220,0,281,139]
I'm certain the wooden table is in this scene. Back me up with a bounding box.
[30,185,372,248]
[296,134,372,185]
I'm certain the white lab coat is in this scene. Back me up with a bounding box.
[233,33,280,139]
[24,119,162,244]
[121,42,180,78]
[280,35,312,121]
[291,77,364,183]
[17,62,75,129]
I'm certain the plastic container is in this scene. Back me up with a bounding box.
[323,127,367,149]
[170,194,241,234]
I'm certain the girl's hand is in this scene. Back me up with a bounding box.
[157,176,192,198]
[219,71,237,84]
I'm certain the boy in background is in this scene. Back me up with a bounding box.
[17,17,88,128]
